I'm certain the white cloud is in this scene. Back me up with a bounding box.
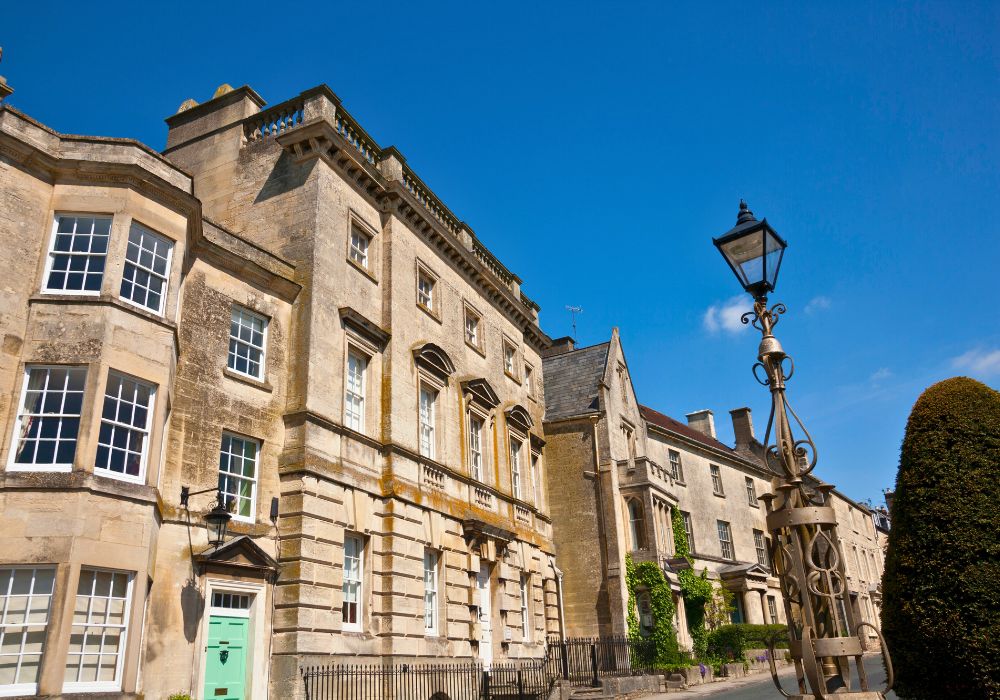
[703,296,753,334]
[951,347,1000,377]
[869,367,892,384]
[804,296,832,315]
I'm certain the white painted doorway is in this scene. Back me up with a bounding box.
[477,562,493,671]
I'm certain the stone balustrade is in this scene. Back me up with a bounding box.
[474,486,495,511]
[237,86,539,314]
[244,96,305,142]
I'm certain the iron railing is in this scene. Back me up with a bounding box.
[301,636,661,699]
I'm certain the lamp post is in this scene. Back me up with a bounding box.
[713,201,893,699]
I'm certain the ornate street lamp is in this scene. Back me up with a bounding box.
[713,202,893,699]
[181,486,233,548]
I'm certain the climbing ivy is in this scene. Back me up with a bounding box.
[624,554,680,666]
[672,508,714,657]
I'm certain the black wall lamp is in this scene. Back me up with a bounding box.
[180,486,233,548]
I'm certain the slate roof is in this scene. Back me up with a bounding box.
[542,342,609,421]
[639,404,735,454]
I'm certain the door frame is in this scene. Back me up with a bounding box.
[196,578,269,700]
[477,562,493,671]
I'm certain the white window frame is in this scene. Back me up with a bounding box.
[509,435,523,499]
[519,574,531,642]
[348,223,371,270]
[503,340,518,379]
[681,511,695,553]
[627,499,645,550]
[767,595,778,623]
[119,221,173,316]
[468,412,485,482]
[345,348,368,433]
[530,451,542,507]
[0,566,55,696]
[524,364,534,397]
[710,465,725,496]
[342,534,364,631]
[218,433,260,523]
[209,590,252,618]
[41,214,112,296]
[754,529,768,567]
[7,365,87,473]
[228,306,268,381]
[464,306,483,351]
[419,383,437,460]
[668,449,684,482]
[63,567,133,694]
[416,263,438,315]
[717,520,734,560]
[95,370,156,484]
[746,476,758,507]
[423,549,439,635]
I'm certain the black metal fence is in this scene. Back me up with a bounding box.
[301,636,661,700]
[545,635,657,687]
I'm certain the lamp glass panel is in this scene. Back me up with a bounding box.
[763,229,786,288]
[720,231,766,289]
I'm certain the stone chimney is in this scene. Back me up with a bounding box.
[730,407,755,447]
[685,409,716,439]
[163,84,265,220]
[542,336,575,358]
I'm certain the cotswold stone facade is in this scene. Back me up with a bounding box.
[542,331,886,650]
[0,83,558,699]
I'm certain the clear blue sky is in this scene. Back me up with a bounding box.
[4,2,998,505]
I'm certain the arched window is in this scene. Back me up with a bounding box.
[628,499,646,550]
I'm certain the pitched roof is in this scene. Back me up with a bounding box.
[542,342,609,421]
[639,404,734,453]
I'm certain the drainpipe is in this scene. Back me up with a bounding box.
[556,570,567,642]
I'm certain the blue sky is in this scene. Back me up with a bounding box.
[3,2,997,505]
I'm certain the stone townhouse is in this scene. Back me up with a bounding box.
[542,330,885,651]
[0,80,560,700]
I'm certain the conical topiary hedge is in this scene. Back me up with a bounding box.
[882,376,1000,698]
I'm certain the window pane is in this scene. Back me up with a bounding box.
[219,434,259,521]
[96,372,154,481]
[45,216,112,293]
[65,568,130,687]
[120,223,172,313]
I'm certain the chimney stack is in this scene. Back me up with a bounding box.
[542,336,575,358]
[685,409,716,439]
[730,407,755,447]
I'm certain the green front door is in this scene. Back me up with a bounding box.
[204,615,249,700]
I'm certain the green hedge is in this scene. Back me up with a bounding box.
[882,377,1000,699]
[705,624,789,661]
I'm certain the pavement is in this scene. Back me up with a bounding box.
[642,654,895,699]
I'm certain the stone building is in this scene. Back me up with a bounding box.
[0,81,559,699]
[542,330,885,650]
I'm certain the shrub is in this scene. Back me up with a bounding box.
[706,624,746,661]
[882,377,1000,699]
[705,623,789,661]
[168,694,192,700]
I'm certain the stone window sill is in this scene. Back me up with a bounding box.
[223,367,273,392]
[466,340,486,358]
[714,492,726,499]
[418,303,442,324]
[346,256,378,284]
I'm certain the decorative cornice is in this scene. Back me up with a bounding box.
[339,306,390,350]
[505,404,534,433]
[413,342,456,383]
[462,377,501,410]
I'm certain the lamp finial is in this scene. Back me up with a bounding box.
[737,199,756,224]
